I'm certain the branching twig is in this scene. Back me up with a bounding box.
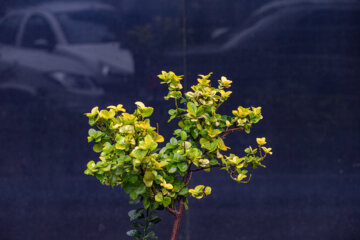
[166,207,177,216]
[220,127,244,139]
[179,171,192,192]
[190,164,225,172]
[239,174,252,184]
[168,163,192,216]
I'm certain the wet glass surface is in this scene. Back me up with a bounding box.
[0,1,359,239]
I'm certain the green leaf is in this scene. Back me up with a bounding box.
[194,185,205,192]
[96,173,105,184]
[187,102,197,116]
[127,229,142,238]
[128,208,144,221]
[209,159,218,165]
[143,170,155,187]
[141,107,154,118]
[204,186,212,195]
[110,175,117,186]
[93,143,103,153]
[168,115,176,122]
[124,182,145,200]
[199,138,210,150]
[88,128,96,137]
[88,118,96,126]
[135,183,146,195]
[162,197,171,207]
[187,148,200,159]
[144,231,158,240]
[168,109,177,116]
[209,139,219,152]
[170,137,177,146]
[102,164,111,172]
[102,142,114,154]
[148,213,161,228]
[190,129,199,139]
[131,148,148,160]
[132,222,144,229]
[149,202,160,210]
[178,187,188,195]
[87,160,96,169]
[168,165,177,173]
[130,191,138,200]
[129,198,141,205]
[173,153,185,162]
[143,198,150,209]
[84,169,94,175]
[143,135,158,151]
[180,131,187,140]
[155,193,163,202]
[177,162,188,172]
[129,175,138,184]
[148,212,160,222]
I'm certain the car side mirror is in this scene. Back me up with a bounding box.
[33,38,55,51]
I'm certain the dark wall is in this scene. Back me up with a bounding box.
[0,0,359,239]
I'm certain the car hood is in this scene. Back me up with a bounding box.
[57,43,135,75]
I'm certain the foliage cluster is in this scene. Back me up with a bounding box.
[84,71,272,239]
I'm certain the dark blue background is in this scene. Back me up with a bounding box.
[0,0,359,239]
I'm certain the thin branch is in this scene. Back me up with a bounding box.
[156,122,159,135]
[183,163,192,181]
[220,127,244,139]
[152,185,179,216]
[238,174,252,184]
[175,98,179,110]
[179,171,192,192]
[166,207,177,216]
[190,164,225,172]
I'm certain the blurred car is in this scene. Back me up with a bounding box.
[159,0,360,171]
[163,0,360,95]
[0,2,135,109]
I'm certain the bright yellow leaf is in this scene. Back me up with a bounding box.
[262,147,273,155]
[85,106,99,117]
[252,106,262,115]
[155,134,164,143]
[204,186,212,195]
[256,137,267,145]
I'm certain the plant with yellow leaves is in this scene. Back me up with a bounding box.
[84,71,272,240]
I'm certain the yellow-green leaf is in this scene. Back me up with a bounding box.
[155,193,163,202]
[143,170,155,187]
[256,137,266,145]
[218,137,230,151]
[204,186,212,195]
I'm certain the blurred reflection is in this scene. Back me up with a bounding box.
[162,0,360,171]
[167,1,360,84]
[0,2,135,110]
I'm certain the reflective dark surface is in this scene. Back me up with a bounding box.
[0,1,359,239]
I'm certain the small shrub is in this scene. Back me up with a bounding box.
[84,71,272,239]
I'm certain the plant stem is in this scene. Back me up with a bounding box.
[220,127,244,139]
[191,164,225,172]
[169,163,191,239]
[143,208,149,238]
[170,199,184,240]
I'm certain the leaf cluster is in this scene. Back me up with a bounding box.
[127,199,161,240]
[84,71,272,238]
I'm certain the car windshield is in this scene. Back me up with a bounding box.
[56,9,121,44]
